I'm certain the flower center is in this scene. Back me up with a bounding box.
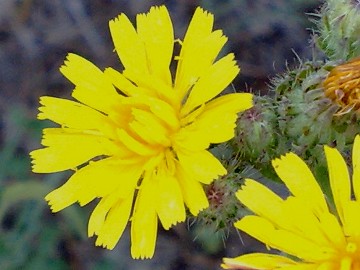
[339,242,360,270]
[323,57,360,114]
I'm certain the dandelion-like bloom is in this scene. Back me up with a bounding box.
[222,135,360,269]
[30,6,253,259]
[323,57,360,115]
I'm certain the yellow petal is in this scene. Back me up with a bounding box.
[94,193,134,250]
[236,215,334,262]
[38,96,114,137]
[238,180,344,249]
[123,70,178,106]
[175,8,226,98]
[222,253,297,270]
[182,53,239,115]
[30,128,116,173]
[45,158,142,212]
[155,173,186,230]
[191,93,253,143]
[352,135,360,201]
[104,68,160,99]
[136,6,173,85]
[317,211,345,247]
[179,7,214,54]
[129,108,171,146]
[177,150,227,184]
[109,13,148,76]
[131,175,158,259]
[272,152,328,216]
[104,67,141,97]
[116,128,160,156]
[282,197,341,247]
[176,163,209,216]
[176,29,228,99]
[147,97,180,131]
[172,124,210,152]
[88,192,119,238]
[324,145,351,225]
[236,179,285,224]
[203,92,253,113]
[341,200,360,238]
[236,179,342,246]
[60,53,122,113]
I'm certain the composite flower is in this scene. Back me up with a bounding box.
[323,57,360,115]
[222,135,360,269]
[30,6,253,259]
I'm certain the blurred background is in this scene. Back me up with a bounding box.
[0,0,321,269]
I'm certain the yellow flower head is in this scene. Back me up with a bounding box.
[323,57,360,115]
[222,135,360,269]
[30,6,253,259]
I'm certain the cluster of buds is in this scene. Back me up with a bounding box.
[199,0,360,237]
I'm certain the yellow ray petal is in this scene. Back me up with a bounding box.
[176,163,209,216]
[136,6,173,85]
[236,215,334,262]
[129,108,171,146]
[172,124,210,152]
[155,173,186,230]
[177,150,227,184]
[352,135,360,201]
[45,158,142,212]
[236,179,285,222]
[116,128,160,156]
[88,191,121,237]
[182,53,239,115]
[109,13,148,76]
[30,128,116,173]
[175,30,227,100]
[282,197,341,247]
[131,175,158,259]
[324,145,351,225]
[60,53,122,113]
[341,200,360,238]
[182,93,253,144]
[104,67,140,97]
[203,92,253,113]
[147,97,180,131]
[222,253,297,270]
[317,211,346,247]
[38,96,114,137]
[175,7,227,99]
[238,180,344,249]
[94,193,134,250]
[122,70,178,107]
[272,153,328,216]
[180,7,214,50]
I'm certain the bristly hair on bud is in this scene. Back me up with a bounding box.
[316,0,360,60]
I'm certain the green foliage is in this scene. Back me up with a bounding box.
[0,105,88,270]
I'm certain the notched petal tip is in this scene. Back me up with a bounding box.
[109,12,127,26]
[194,6,212,18]
[95,238,116,250]
[271,152,294,169]
[44,199,62,213]
[191,202,209,216]
[29,149,48,173]
[60,53,81,70]
[160,214,186,231]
